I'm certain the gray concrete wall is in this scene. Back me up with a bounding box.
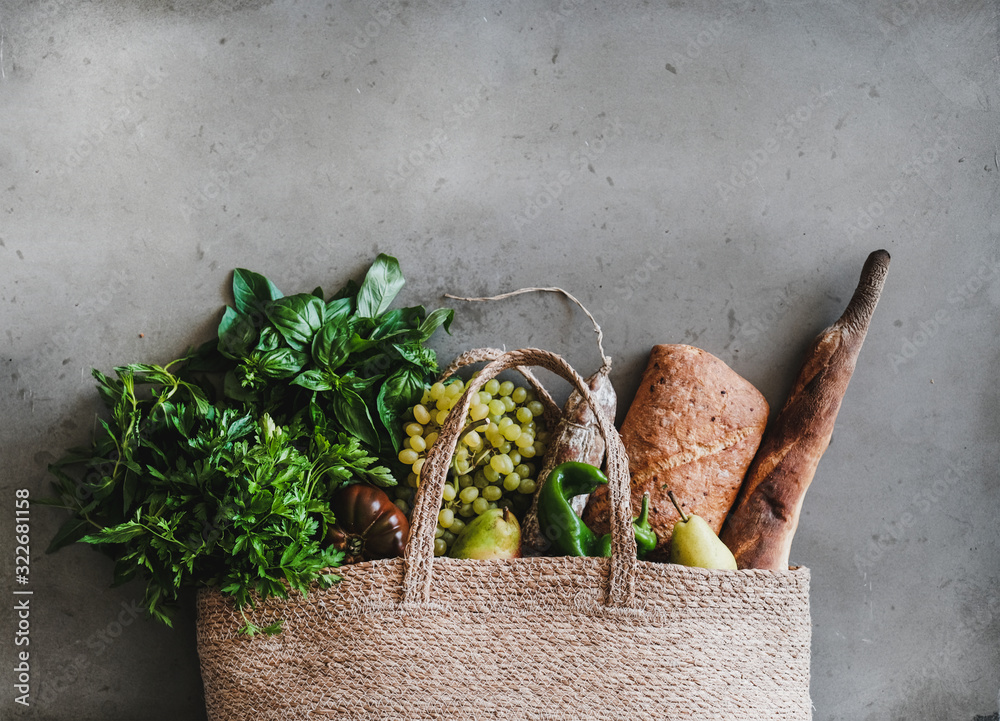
[1,1,998,719]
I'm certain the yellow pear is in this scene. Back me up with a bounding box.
[449,507,522,560]
[667,491,737,570]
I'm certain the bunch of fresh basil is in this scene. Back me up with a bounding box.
[218,253,452,454]
[42,254,452,633]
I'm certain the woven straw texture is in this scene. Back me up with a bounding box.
[197,560,811,720]
[195,348,812,720]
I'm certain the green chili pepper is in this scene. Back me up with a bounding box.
[595,492,656,558]
[536,461,657,559]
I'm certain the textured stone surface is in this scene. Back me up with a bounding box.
[1,1,997,719]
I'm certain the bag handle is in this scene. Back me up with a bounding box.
[402,348,637,607]
[436,346,563,429]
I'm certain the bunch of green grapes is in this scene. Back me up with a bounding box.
[390,376,550,556]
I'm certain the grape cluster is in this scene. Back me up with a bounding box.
[391,376,549,556]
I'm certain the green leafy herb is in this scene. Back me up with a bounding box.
[42,254,452,633]
[355,253,405,319]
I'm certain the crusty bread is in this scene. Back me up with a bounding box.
[582,344,768,561]
[721,250,890,570]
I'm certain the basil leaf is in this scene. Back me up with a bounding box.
[311,323,352,371]
[340,372,381,393]
[345,332,379,355]
[393,342,437,371]
[259,348,309,378]
[330,278,360,302]
[370,305,423,341]
[356,253,405,319]
[377,366,427,452]
[350,350,391,380]
[291,370,335,392]
[256,326,281,352]
[416,307,454,343]
[325,296,353,324]
[232,268,283,315]
[266,293,325,351]
[314,318,385,371]
[308,395,328,430]
[217,307,259,360]
[329,386,381,450]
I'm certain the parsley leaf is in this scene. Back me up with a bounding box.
[43,255,451,634]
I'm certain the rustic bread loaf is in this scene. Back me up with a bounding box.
[582,344,768,561]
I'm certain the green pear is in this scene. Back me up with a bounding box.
[667,491,737,570]
[449,507,522,560]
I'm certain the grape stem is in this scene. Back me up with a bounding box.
[444,287,610,368]
[457,418,484,441]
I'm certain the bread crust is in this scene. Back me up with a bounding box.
[582,344,768,561]
[720,249,891,570]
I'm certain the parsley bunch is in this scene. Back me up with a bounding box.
[43,254,452,633]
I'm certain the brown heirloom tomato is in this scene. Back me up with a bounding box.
[326,483,409,564]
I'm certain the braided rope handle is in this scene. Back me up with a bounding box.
[402,348,637,607]
[437,346,563,430]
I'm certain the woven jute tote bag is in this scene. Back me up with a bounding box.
[196,348,812,720]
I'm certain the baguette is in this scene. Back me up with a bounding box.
[720,249,891,570]
[583,344,768,561]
